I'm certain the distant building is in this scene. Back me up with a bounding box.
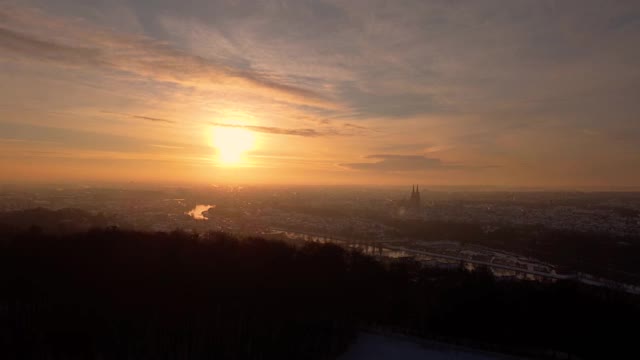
[409,185,421,211]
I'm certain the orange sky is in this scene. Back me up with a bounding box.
[1,1,640,187]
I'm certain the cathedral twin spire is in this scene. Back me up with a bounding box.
[410,184,421,209]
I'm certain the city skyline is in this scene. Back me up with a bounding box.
[2,0,640,187]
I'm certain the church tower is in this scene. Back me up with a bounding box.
[408,184,421,211]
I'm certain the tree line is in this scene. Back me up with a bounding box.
[1,228,638,359]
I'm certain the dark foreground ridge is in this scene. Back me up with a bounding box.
[1,229,638,359]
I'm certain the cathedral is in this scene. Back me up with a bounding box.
[409,185,421,211]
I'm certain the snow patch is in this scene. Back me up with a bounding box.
[339,333,513,360]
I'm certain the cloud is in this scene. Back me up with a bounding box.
[0,121,149,153]
[132,115,175,124]
[101,111,175,124]
[150,144,184,149]
[341,154,499,172]
[338,83,446,118]
[101,109,354,137]
[374,143,436,153]
[343,123,370,131]
[0,27,102,66]
[340,154,448,172]
[210,122,333,137]
[0,8,334,109]
[3,1,640,185]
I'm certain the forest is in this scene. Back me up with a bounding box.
[1,227,638,359]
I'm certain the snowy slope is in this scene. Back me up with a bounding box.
[339,333,517,360]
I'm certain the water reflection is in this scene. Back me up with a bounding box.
[187,204,215,220]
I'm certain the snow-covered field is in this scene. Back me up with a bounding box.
[338,333,518,360]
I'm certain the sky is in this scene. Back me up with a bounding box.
[1,0,639,187]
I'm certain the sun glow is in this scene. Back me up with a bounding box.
[211,127,255,165]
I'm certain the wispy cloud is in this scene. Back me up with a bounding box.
[0,27,102,66]
[340,154,448,172]
[101,111,175,124]
[0,137,62,145]
[343,123,370,131]
[150,144,185,149]
[340,154,498,172]
[102,111,356,137]
[210,122,333,137]
[0,7,335,109]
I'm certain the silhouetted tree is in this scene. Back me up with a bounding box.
[0,228,638,359]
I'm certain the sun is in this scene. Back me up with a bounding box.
[211,127,255,165]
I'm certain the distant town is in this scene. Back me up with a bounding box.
[2,184,640,293]
[2,184,639,234]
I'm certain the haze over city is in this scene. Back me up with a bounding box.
[2,0,640,187]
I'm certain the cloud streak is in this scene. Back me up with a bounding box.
[340,154,448,172]
[101,111,175,124]
[0,27,102,66]
[340,154,498,172]
[210,122,334,137]
[102,110,359,137]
